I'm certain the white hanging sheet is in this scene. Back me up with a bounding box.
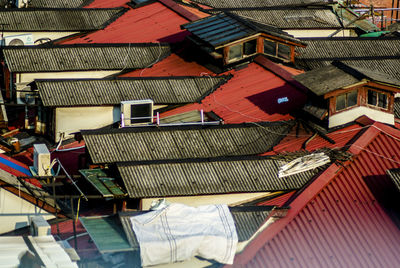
[130,203,238,266]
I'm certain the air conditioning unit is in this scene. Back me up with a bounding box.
[2,33,34,46]
[121,99,154,127]
[33,144,51,176]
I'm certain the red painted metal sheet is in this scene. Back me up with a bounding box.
[235,123,400,267]
[161,62,307,123]
[257,191,295,207]
[120,53,211,77]
[269,124,365,154]
[84,0,130,8]
[63,3,190,44]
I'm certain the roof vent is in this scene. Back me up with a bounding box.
[121,99,154,127]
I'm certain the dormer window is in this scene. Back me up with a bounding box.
[181,12,305,67]
[367,89,388,109]
[335,90,357,111]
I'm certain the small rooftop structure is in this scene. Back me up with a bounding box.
[182,12,305,65]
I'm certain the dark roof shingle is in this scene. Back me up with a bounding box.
[36,76,229,107]
[117,156,324,198]
[0,8,126,31]
[28,0,89,8]
[82,122,294,164]
[3,43,171,73]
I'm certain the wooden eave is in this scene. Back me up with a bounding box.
[323,80,400,99]
[214,33,305,49]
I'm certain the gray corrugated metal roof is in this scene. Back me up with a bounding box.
[296,37,400,80]
[191,0,330,8]
[119,206,274,244]
[3,43,171,73]
[82,122,294,164]
[386,169,400,193]
[227,8,344,29]
[0,8,125,32]
[294,64,360,96]
[117,155,323,198]
[28,0,90,8]
[36,76,229,107]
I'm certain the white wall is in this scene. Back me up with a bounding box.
[2,32,79,45]
[329,106,394,128]
[141,192,273,210]
[0,188,53,234]
[285,29,356,38]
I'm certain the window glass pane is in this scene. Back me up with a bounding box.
[347,90,358,107]
[243,39,257,56]
[228,44,243,61]
[336,94,346,111]
[277,43,291,60]
[368,90,377,105]
[264,39,276,56]
[378,92,388,108]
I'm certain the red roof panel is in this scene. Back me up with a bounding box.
[234,123,400,267]
[257,191,295,207]
[84,0,129,8]
[63,2,190,44]
[161,62,307,123]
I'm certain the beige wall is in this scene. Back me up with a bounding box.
[0,188,54,234]
[17,71,120,84]
[329,106,394,128]
[285,29,356,38]
[141,192,273,210]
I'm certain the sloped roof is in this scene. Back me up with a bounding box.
[3,43,171,73]
[36,76,229,107]
[182,12,300,48]
[223,7,344,30]
[296,37,400,80]
[0,8,126,32]
[28,0,89,8]
[117,155,324,198]
[191,0,331,8]
[62,2,191,44]
[234,122,400,267]
[294,62,400,96]
[82,121,294,164]
[161,57,307,123]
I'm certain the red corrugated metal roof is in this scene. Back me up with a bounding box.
[84,0,129,8]
[234,122,400,267]
[257,191,296,207]
[120,53,211,77]
[267,123,365,154]
[63,2,190,44]
[161,61,307,123]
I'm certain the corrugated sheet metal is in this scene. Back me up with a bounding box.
[0,8,125,31]
[3,44,171,73]
[191,0,328,8]
[82,121,294,164]
[296,37,400,80]
[63,3,191,44]
[117,156,323,198]
[227,8,343,29]
[120,53,211,77]
[85,0,130,8]
[394,99,400,119]
[257,191,296,206]
[240,126,400,268]
[36,76,228,107]
[161,62,307,123]
[28,0,88,8]
[182,13,256,47]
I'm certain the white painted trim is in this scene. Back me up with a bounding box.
[329,106,394,128]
